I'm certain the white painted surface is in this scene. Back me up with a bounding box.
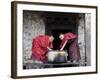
[0,0,100,80]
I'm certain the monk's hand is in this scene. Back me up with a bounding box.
[47,47,52,51]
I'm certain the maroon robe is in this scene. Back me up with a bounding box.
[60,33,80,61]
[32,35,53,62]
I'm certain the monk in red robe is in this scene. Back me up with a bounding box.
[59,32,80,63]
[31,35,54,63]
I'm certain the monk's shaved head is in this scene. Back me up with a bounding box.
[49,36,54,42]
[59,33,64,40]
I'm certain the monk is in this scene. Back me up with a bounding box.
[31,35,54,63]
[59,32,80,63]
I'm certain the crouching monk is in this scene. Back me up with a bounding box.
[32,35,54,63]
[59,32,80,63]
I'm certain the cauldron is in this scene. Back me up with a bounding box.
[47,50,68,63]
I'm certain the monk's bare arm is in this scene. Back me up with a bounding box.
[47,47,52,51]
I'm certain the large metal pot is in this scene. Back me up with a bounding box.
[47,50,68,63]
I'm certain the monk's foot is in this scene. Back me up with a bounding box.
[72,60,77,63]
[67,60,71,63]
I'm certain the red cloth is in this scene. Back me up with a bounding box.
[60,33,80,61]
[68,39,80,61]
[60,33,77,48]
[32,35,53,62]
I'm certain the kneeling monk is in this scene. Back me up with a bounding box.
[59,32,80,62]
[32,35,54,63]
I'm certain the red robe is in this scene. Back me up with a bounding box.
[32,35,53,62]
[60,33,80,61]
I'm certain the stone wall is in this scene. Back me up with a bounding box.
[78,14,91,66]
[85,14,91,66]
[78,14,86,66]
[23,11,45,64]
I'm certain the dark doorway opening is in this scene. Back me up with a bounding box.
[52,29,72,50]
[45,12,79,50]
